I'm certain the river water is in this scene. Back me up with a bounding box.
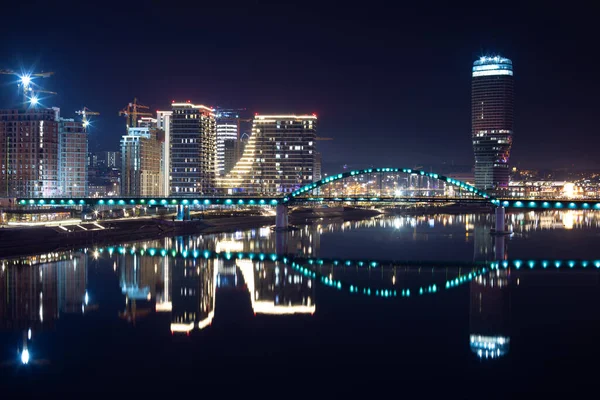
[1,210,600,395]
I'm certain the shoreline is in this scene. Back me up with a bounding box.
[0,205,493,259]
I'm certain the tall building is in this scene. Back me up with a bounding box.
[218,114,317,194]
[156,110,172,196]
[314,150,322,182]
[223,138,242,176]
[170,103,216,196]
[472,55,514,192]
[0,108,60,198]
[58,118,88,197]
[215,109,241,176]
[120,127,163,196]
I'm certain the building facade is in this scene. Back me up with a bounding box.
[120,127,163,196]
[471,56,514,192]
[58,118,88,197]
[218,114,317,194]
[0,108,60,198]
[156,110,172,197]
[215,109,241,176]
[170,103,216,196]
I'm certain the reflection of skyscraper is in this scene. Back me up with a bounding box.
[472,56,514,192]
[469,269,511,359]
[171,258,215,332]
[57,253,87,314]
[237,260,315,315]
[0,254,88,332]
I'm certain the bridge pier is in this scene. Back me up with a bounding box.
[176,205,189,221]
[275,204,289,230]
[494,235,506,260]
[275,231,288,255]
[492,206,511,235]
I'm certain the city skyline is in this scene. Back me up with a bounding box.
[0,4,597,172]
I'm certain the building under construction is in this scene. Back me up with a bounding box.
[0,108,60,198]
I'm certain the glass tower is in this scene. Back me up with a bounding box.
[471,56,514,192]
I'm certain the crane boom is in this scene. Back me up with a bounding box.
[76,107,101,131]
[0,68,55,106]
[119,97,152,128]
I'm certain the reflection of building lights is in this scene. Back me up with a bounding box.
[28,329,32,340]
[155,302,172,312]
[563,212,574,230]
[21,349,30,365]
[170,322,194,333]
[253,302,315,315]
[215,240,244,253]
[470,335,510,359]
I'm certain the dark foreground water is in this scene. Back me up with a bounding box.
[1,211,600,396]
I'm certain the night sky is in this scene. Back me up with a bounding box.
[1,2,597,173]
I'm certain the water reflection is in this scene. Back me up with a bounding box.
[470,269,511,360]
[1,211,600,367]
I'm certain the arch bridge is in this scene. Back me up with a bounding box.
[14,167,600,228]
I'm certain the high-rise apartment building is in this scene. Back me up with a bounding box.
[223,139,241,176]
[0,108,60,198]
[58,118,88,197]
[218,114,317,194]
[471,55,514,192]
[170,103,216,196]
[215,109,241,176]
[156,110,172,197]
[120,127,163,196]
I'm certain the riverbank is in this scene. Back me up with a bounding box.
[0,205,492,259]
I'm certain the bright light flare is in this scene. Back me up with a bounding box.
[21,349,30,365]
[20,75,31,86]
[29,96,39,106]
[83,121,90,128]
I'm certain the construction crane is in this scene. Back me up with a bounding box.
[0,69,54,106]
[119,98,153,128]
[316,137,334,141]
[75,107,100,131]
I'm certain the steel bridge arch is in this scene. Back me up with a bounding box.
[281,167,492,204]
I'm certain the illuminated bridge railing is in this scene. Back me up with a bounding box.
[16,197,281,207]
[283,167,492,203]
[492,199,600,210]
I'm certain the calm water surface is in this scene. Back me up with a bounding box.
[1,210,600,396]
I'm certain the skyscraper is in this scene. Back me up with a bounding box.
[471,55,514,192]
[156,110,172,196]
[215,109,241,176]
[170,103,216,196]
[120,127,163,196]
[58,118,88,197]
[218,114,317,194]
[0,108,60,197]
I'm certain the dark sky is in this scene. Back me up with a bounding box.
[1,2,597,173]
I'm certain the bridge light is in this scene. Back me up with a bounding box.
[582,261,589,268]
[554,261,561,268]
